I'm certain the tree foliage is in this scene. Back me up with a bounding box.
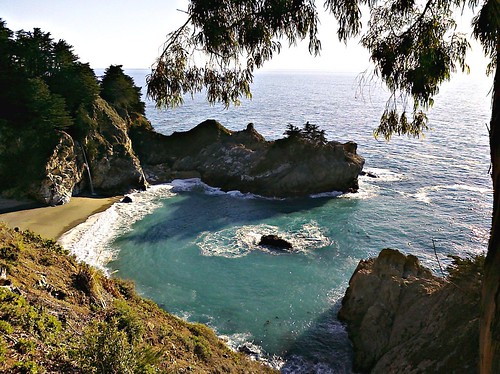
[284,121,327,145]
[0,20,101,192]
[150,0,498,139]
[147,0,321,108]
[100,65,145,116]
[0,20,100,134]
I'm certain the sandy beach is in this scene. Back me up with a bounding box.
[0,196,121,239]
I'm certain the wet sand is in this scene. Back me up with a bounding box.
[0,196,121,239]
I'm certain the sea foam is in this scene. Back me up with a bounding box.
[415,183,492,204]
[58,184,175,271]
[196,221,332,258]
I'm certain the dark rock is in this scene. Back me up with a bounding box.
[130,119,364,198]
[121,196,133,203]
[339,248,480,374]
[237,342,261,356]
[360,170,378,178]
[259,234,293,250]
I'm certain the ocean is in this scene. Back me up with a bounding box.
[61,70,492,372]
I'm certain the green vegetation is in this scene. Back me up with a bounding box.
[0,19,146,198]
[0,223,275,373]
[284,122,327,145]
[100,65,145,117]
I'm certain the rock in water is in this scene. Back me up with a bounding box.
[258,234,293,250]
[121,196,133,203]
[338,248,480,374]
[130,119,364,198]
[360,170,378,178]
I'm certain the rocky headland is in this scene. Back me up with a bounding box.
[130,119,364,198]
[4,108,364,205]
[338,248,481,373]
[28,98,148,206]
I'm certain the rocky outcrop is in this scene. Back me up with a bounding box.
[130,120,364,197]
[83,98,147,195]
[338,248,480,374]
[23,99,147,205]
[259,234,293,250]
[13,111,362,204]
[30,131,82,206]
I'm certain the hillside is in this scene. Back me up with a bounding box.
[0,223,276,373]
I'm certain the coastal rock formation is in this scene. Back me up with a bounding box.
[259,234,293,250]
[83,98,147,195]
[338,248,480,373]
[25,99,147,205]
[30,131,82,206]
[130,120,364,197]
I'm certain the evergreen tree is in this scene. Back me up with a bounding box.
[100,65,145,116]
[0,19,102,191]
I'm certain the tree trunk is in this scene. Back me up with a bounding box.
[480,36,500,374]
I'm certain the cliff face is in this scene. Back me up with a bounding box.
[82,98,147,195]
[29,131,82,206]
[6,112,363,204]
[338,249,480,374]
[15,98,147,205]
[130,120,364,197]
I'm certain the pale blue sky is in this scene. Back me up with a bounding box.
[0,0,490,74]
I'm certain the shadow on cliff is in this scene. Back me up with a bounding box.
[117,189,360,245]
[280,300,354,374]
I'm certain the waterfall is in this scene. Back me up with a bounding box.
[79,143,95,196]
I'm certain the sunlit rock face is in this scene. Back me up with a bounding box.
[31,131,82,206]
[339,248,480,374]
[28,98,147,205]
[84,98,147,195]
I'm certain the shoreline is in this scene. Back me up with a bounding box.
[0,196,121,240]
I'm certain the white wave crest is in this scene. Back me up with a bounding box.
[341,179,380,200]
[171,178,262,199]
[58,184,175,271]
[415,184,492,204]
[310,191,343,199]
[196,221,332,258]
[220,332,284,369]
[361,167,406,182]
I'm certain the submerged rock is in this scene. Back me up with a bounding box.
[339,248,480,373]
[258,234,293,251]
[360,170,378,178]
[130,119,364,198]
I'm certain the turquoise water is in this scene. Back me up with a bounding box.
[63,71,492,372]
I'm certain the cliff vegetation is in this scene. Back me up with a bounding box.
[0,223,275,373]
[0,19,147,204]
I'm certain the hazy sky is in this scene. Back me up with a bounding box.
[1,0,490,74]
